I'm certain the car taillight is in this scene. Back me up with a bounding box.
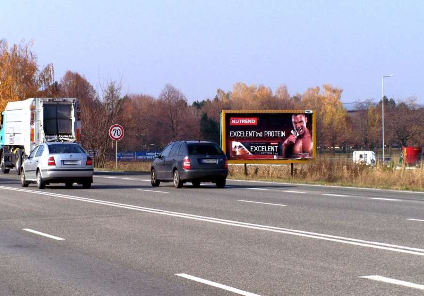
[48,156,56,166]
[224,159,228,169]
[183,156,191,170]
[86,156,93,166]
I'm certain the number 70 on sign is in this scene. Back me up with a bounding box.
[109,124,124,141]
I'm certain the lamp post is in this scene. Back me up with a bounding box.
[381,74,393,164]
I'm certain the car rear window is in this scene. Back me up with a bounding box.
[188,143,223,156]
[48,144,85,154]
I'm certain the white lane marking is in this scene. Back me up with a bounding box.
[238,200,287,207]
[360,275,424,291]
[283,190,305,194]
[140,179,150,182]
[246,188,269,191]
[176,273,260,296]
[407,219,424,222]
[3,186,424,256]
[122,178,136,180]
[23,229,65,241]
[137,189,169,194]
[323,193,350,197]
[371,198,401,201]
[106,176,117,179]
[228,178,424,195]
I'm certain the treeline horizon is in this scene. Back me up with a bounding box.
[1,40,423,165]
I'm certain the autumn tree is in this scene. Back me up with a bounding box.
[156,84,199,143]
[0,39,54,110]
[81,80,126,166]
[351,100,380,149]
[385,99,424,147]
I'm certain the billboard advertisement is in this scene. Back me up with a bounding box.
[221,110,316,164]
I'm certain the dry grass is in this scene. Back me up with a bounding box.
[100,160,151,172]
[229,159,424,191]
[99,159,424,191]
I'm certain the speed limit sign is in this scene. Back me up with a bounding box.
[109,124,124,141]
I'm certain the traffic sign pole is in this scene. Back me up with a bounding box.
[109,124,125,170]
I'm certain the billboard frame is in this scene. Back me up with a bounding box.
[221,110,317,164]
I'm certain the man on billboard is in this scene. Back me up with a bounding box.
[282,113,313,158]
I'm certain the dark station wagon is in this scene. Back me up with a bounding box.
[151,141,228,188]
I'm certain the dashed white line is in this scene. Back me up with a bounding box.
[23,229,65,241]
[176,273,260,296]
[137,189,168,194]
[371,198,401,201]
[246,188,269,191]
[408,218,424,222]
[283,190,305,194]
[360,275,424,291]
[322,193,350,197]
[238,200,287,207]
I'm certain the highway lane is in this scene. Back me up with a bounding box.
[1,172,424,295]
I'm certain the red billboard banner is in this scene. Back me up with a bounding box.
[221,110,316,164]
[229,117,259,126]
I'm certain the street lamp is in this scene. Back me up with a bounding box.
[381,74,393,164]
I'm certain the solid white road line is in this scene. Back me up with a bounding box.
[360,275,424,291]
[3,186,424,256]
[407,218,424,222]
[283,190,306,194]
[238,200,287,207]
[176,273,260,296]
[371,198,401,201]
[137,189,169,194]
[23,229,65,241]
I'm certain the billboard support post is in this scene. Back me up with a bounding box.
[291,163,294,176]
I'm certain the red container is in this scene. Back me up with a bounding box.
[402,147,422,164]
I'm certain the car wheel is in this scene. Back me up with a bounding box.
[65,182,73,188]
[36,170,45,189]
[20,169,29,187]
[216,178,226,188]
[192,181,200,188]
[1,152,10,174]
[151,169,160,187]
[82,182,91,189]
[15,149,22,175]
[173,169,183,188]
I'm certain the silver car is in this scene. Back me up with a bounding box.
[21,143,94,189]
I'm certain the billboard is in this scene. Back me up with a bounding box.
[221,110,316,164]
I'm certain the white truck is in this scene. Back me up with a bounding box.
[352,151,376,166]
[0,98,81,174]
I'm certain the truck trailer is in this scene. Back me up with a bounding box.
[0,98,81,174]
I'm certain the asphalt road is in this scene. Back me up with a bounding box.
[1,170,424,295]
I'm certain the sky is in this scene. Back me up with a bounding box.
[2,0,424,104]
